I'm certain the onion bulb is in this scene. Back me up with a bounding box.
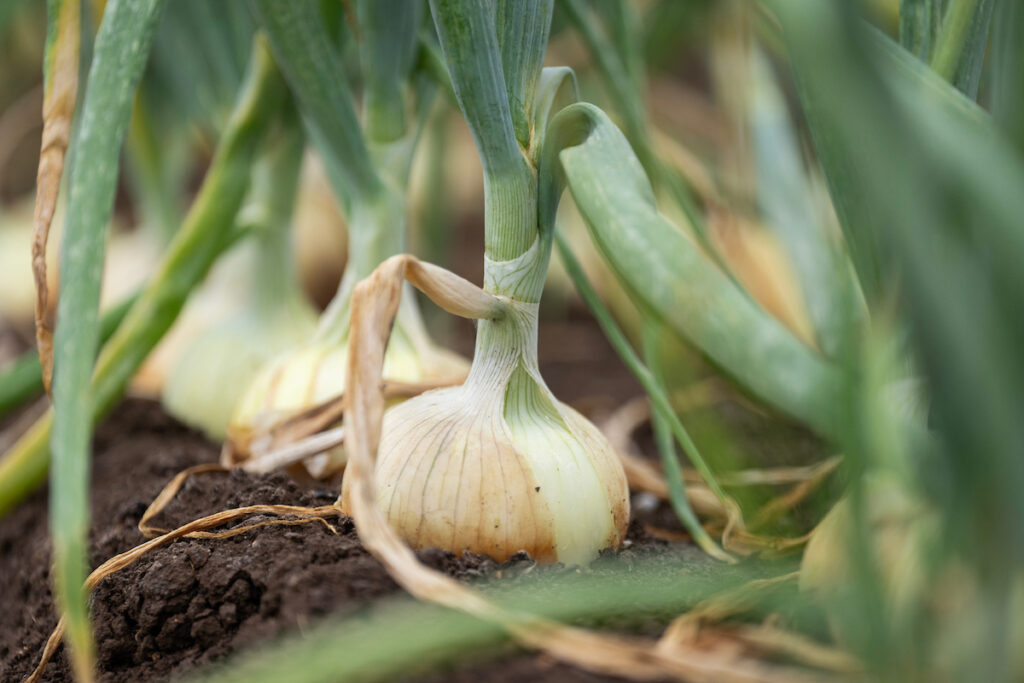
[340,250,629,566]
[226,191,468,477]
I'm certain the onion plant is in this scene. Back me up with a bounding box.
[6,0,1024,680]
[162,118,318,440]
[223,0,467,474]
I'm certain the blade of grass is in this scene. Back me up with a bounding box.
[555,232,730,559]
[0,294,136,419]
[0,36,287,520]
[49,0,165,678]
[642,321,733,562]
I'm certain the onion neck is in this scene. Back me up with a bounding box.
[246,127,309,324]
[316,187,407,345]
[470,148,552,394]
[251,217,309,325]
[466,301,541,398]
[469,245,551,395]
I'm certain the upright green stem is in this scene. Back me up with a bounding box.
[643,322,731,562]
[429,0,538,264]
[931,0,982,81]
[357,0,422,143]
[244,122,306,317]
[50,1,165,676]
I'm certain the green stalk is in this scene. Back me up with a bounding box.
[0,295,136,420]
[930,0,983,83]
[643,322,731,562]
[244,125,308,319]
[49,0,165,677]
[899,0,945,60]
[430,0,538,267]
[255,0,427,346]
[496,0,553,146]
[124,92,186,242]
[0,37,286,520]
[357,0,422,143]
[251,0,382,203]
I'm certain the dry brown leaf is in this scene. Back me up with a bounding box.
[658,573,859,674]
[33,0,81,394]
[221,378,460,472]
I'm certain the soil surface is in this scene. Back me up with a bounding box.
[0,309,823,682]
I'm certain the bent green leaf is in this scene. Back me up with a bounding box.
[541,103,843,441]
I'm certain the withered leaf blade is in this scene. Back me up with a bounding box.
[33,0,81,394]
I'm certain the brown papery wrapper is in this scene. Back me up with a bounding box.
[33,0,81,394]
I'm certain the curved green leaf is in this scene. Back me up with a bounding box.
[541,103,843,440]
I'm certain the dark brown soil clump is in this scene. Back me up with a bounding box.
[0,399,675,682]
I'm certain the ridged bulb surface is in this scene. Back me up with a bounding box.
[342,305,629,565]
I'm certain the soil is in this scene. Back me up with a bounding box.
[0,309,823,682]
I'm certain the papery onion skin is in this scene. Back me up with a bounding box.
[225,325,467,476]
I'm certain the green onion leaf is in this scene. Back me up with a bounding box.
[49,0,165,677]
